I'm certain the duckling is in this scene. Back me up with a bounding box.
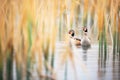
[81,27,91,49]
[68,29,81,47]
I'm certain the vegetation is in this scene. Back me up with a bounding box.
[0,0,120,80]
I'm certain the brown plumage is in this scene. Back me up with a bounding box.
[69,29,81,46]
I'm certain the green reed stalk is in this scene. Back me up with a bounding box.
[0,38,3,80]
[50,52,55,79]
[101,32,104,60]
[51,47,55,74]
[118,32,120,55]
[99,26,107,62]
[117,32,119,53]
[44,38,50,75]
[103,25,107,61]
[104,37,107,61]
[27,19,33,80]
[99,34,102,58]
[16,65,22,80]
[113,31,117,57]
[7,49,13,80]
[51,53,54,69]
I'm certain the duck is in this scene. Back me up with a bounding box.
[81,27,91,49]
[68,29,81,47]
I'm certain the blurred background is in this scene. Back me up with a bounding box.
[0,0,120,80]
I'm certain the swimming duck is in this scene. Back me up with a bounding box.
[81,27,91,49]
[68,29,81,47]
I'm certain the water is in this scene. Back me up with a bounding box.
[12,41,119,80]
[53,42,120,80]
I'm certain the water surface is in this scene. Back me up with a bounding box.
[54,42,120,80]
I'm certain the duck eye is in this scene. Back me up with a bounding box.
[71,33,74,37]
[84,28,87,32]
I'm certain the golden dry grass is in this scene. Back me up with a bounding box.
[0,0,120,79]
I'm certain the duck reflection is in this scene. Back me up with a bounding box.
[97,52,107,80]
[82,47,87,61]
[82,51,87,62]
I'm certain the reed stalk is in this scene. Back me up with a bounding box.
[27,19,33,80]
[113,23,117,55]
[0,38,3,80]
[103,25,107,61]
[64,61,68,80]
[117,16,120,55]
[83,0,88,26]
[6,50,13,80]
[97,3,104,60]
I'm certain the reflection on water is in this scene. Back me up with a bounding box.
[55,42,120,80]
[82,52,87,62]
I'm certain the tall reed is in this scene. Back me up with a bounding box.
[83,0,88,26]
[0,38,3,80]
[118,16,120,55]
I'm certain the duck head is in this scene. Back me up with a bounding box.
[82,27,88,36]
[83,27,88,32]
[69,29,75,37]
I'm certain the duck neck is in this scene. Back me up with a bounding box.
[83,32,87,36]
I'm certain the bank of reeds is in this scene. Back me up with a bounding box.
[0,0,58,79]
[0,0,120,80]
